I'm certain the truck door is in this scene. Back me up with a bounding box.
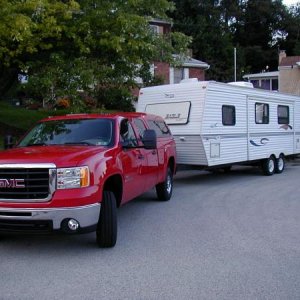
[119,120,146,202]
[132,118,159,191]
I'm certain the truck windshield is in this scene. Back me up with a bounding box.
[18,119,115,147]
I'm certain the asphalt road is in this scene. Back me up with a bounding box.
[1,161,300,300]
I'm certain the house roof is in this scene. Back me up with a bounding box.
[149,18,172,26]
[279,56,300,67]
[243,71,279,80]
[181,57,210,69]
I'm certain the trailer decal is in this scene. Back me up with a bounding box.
[250,138,269,147]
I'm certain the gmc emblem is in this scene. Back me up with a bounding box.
[0,179,25,188]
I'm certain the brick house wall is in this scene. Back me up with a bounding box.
[189,68,205,81]
[154,62,170,84]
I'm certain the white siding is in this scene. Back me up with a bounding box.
[138,81,208,135]
[174,135,207,165]
[137,81,300,168]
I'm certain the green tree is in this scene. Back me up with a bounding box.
[279,3,300,55]
[171,0,294,80]
[233,0,287,73]
[0,0,79,97]
[170,0,236,81]
[0,0,190,111]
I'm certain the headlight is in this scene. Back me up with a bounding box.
[57,166,90,189]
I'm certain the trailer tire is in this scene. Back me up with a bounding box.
[275,154,285,174]
[223,166,232,173]
[156,167,173,201]
[262,156,276,176]
[96,191,117,248]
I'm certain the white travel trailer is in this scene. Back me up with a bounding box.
[137,80,300,175]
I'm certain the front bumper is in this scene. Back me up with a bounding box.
[0,203,100,234]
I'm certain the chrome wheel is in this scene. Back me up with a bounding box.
[275,155,285,174]
[262,156,275,176]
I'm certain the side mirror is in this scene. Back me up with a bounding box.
[4,135,14,149]
[142,129,157,150]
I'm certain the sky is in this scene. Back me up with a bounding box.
[282,0,298,6]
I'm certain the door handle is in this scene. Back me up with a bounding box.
[138,154,144,160]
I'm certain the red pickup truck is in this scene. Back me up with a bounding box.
[0,112,176,247]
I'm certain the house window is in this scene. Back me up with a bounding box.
[174,68,184,83]
[278,105,289,124]
[255,103,269,124]
[272,79,278,91]
[250,80,259,88]
[261,79,271,90]
[222,105,236,126]
[149,25,160,34]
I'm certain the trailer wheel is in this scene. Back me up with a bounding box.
[96,191,117,248]
[275,154,285,174]
[262,156,275,176]
[156,167,173,201]
[223,166,232,173]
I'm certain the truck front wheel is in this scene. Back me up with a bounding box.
[96,191,117,248]
[156,167,173,201]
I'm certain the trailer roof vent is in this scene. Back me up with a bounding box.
[180,78,198,84]
[228,81,254,88]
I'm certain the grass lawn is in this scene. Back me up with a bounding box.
[0,102,53,130]
[0,102,70,150]
[0,101,111,150]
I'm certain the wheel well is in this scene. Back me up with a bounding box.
[103,175,123,207]
[168,157,176,174]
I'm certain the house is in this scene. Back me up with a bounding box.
[243,50,300,96]
[242,71,279,91]
[149,19,210,84]
[278,50,300,96]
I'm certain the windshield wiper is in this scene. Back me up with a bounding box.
[26,143,48,146]
[64,142,94,146]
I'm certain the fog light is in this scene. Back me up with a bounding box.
[68,219,79,231]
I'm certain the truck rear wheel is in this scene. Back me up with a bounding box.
[275,154,285,174]
[262,156,275,176]
[156,167,173,201]
[96,191,117,248]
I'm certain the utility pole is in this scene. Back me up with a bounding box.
[234,47,237,82]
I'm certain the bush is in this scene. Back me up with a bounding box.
[96,86,135,112]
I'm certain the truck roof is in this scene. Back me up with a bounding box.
[39,112,161,123]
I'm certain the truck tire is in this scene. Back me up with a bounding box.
[156,167,173,201]
[275,154,285,174]
[96,191,117,248]
[262,156,275,176]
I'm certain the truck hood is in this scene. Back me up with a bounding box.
[0,145,107,167]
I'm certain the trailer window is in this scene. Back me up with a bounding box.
[222,105,236,126]
[255,103,269,124]
[278,105,289,124]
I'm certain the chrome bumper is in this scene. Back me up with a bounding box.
[0,203,100,231]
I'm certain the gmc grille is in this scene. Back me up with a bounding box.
[0,164,56,203]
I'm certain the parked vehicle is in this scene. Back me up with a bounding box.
[137,80,300,175]
[0,113,176,247]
